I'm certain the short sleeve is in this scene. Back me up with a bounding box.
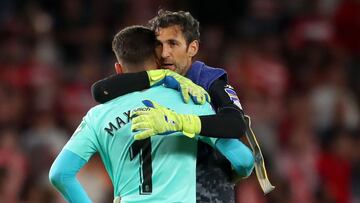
[64,117,98,161]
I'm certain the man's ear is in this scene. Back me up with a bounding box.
[115,62,123,74]
[187,40,199,57]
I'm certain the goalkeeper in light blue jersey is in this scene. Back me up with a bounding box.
[49,26,254,203]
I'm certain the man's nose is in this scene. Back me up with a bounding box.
[161,45,171,58]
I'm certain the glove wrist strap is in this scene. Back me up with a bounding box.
[147,70,166,86]
[180,114,201,138]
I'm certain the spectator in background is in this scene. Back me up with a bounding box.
[310,58,359,137]
[22,110,68,181]
[317,128,355,203]
[276,93,320,203]
[0,129,27,203]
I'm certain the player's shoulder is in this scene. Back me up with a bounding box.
[85,95,127,118]
[194,60,226,72]
[87,87,178,115]
[143,86,181,100]
[82,103,104,123]
[192,61,228,81]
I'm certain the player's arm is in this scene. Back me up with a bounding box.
[131,78,248,139]
[49,149,92,203]
[92,70,209,104]
[199,78,248,138]
[94,71,248,138]
[49,117,98,202]
[130,100,255,178]
[92,72,149,103]
[199,137,254,178]
[208,79,275,193]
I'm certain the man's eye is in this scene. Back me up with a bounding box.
[169,41,178,46]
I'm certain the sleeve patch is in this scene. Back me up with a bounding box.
[224,87,243,110]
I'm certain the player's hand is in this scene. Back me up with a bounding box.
[147,69,210,105]
[130,100,201,140]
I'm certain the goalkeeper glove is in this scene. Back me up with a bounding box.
[131,100,201,140]
[147,69,210,105]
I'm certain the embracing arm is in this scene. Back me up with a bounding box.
[91,70,209,104]
[215,139,254,178]
[49,149,92,203]
[198,136,254,178]
[93,70,247,138]
[131,79,248,139]
[199,79,248,138]
[91,72,149,103]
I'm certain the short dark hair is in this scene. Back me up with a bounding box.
[112,25,156,65]
[148,10,200,44]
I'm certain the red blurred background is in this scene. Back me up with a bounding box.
[0,0,359,202]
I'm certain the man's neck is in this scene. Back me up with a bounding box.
[124,63,157,73]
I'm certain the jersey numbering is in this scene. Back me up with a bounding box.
[129,138,153,194]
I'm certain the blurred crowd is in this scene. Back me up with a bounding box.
[0,0,359,202]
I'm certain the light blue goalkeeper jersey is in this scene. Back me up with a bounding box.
[64,86,217,203]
